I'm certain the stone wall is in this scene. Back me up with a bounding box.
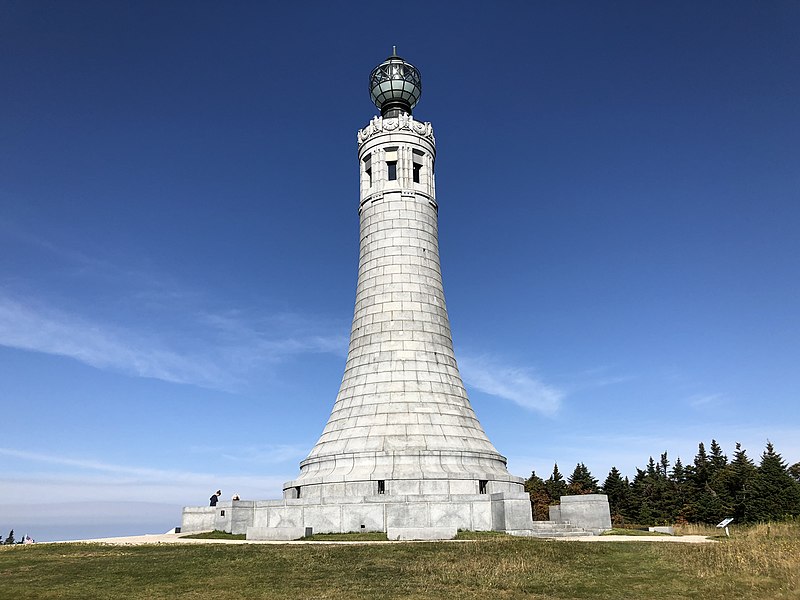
[549,494,611,534]
[182,491,535,539]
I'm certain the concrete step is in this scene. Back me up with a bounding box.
[506,521,594,538]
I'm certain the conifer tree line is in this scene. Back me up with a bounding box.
[525,440,800,525]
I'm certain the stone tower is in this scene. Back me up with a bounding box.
[183,53,547,540]
[283,52,525,502]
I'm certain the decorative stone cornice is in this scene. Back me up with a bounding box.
[357,114,435,149]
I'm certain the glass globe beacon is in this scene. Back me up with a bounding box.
[369,54,422,117]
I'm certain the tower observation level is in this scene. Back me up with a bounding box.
[284,52,525,501]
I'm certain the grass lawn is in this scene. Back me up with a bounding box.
[0,523,796,599]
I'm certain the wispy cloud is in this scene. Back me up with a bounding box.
[1,222,348,389]
[0,293,347,390]
[0,295,233,388]
[187,443,309,465]
[687,393,726,409]
[0,447,203,481]
[0,447,289,504]
[458,355,564,415]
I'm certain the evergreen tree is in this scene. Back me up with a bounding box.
[691,442,710,486]
[725,442,758,522]
[654,452,680,521]
[646,456,658,478]
[524,471,552,520]
[4,530,14,545]
[708,440,733,513]
[637,499,654,525]
[670,457,691,523]
[709,439,728,473]
[659,452,670,478]
[635,452,678,523]
[629,468,652,524]
[544,463,567,503]
[749,441,800,521]
[789,462,800,484]
[567,463,599,495]
[687,442,726,523]
[602,466,630,524]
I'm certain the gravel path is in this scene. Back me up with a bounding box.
[554,534,713,544]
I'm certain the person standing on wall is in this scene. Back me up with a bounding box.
[209,490,221,507]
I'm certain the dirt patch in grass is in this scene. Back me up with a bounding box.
[601,528,669,536]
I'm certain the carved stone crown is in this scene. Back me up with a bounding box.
[357,114,435,149]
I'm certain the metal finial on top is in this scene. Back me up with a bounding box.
[392,45,397,56]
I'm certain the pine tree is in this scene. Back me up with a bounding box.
[659,452,670,478]
[749,441,800,521]
[602,466,630,524]
[4,530,14,545]
[789,462,800,484]
[636,452,677,523]
[524,471,552,520]
[544,463,567,504]
[637,499,654,525]
[646,456,658,478]
[725,442,757,522]
[691,442,710,486]
[653,452,680,521]
[567,463,599,495]
[708,440,733,514]
[709,439,728,473]
[670,457,691,522]
[686,442,725,523]
[629,468,650,524]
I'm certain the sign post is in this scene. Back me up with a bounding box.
[716,517,734,537]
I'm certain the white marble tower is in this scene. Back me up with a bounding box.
[182,53,547,540]
[283,52,525,501]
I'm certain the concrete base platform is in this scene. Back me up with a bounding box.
[182,493,608,541]
[183,491,538,539]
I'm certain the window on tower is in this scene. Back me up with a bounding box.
[385,147,398,181]
[412,149,424,184]
[363,154,372,186]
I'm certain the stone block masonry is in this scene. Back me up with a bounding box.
[284,112,522,503]
[549,495,612,535]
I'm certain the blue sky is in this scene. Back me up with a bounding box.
[2,1,799,540]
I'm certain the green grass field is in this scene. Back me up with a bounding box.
[0,523,797,599]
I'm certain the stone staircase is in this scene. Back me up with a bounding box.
[507,520,593,538]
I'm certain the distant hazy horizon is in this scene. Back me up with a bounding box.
[2,502,181,543]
